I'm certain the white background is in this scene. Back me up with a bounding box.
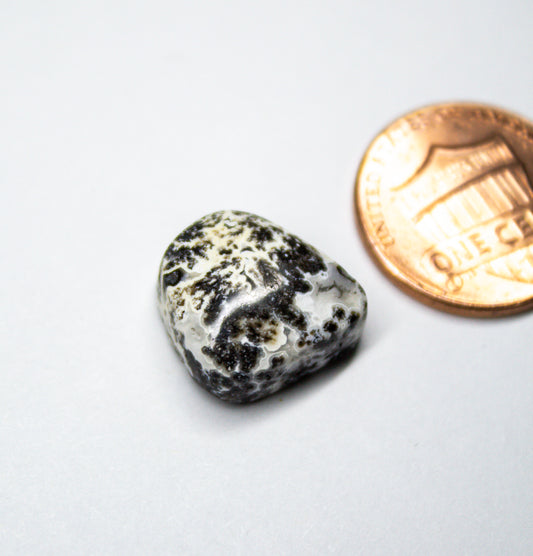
[1,2,533,554]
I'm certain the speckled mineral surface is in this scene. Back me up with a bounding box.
[158,210,367,402]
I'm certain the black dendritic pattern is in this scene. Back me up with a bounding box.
[158,210,367,402]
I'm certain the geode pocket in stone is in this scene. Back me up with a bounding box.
[158,210,367,403]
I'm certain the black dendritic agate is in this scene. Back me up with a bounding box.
[158,210,367,402]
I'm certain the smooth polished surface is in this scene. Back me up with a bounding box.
[356,103,533,316]
[158,210,366,402]
[1,2,533,555]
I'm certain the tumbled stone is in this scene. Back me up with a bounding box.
[157,210,367,402]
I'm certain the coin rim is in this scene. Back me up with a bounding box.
[354,101,533,317]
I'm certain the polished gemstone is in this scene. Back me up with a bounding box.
[158,210,367,402]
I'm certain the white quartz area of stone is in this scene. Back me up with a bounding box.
[2,2,533,555]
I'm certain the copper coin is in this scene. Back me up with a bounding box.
[355,102,533,316]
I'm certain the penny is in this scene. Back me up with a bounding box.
[354,102,533,316]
